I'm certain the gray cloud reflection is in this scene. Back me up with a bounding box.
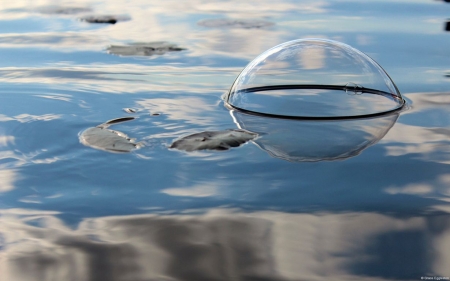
[1,209,449,280]
[36,6,93,15]
[0,65,240,94]
[383,92,450,164]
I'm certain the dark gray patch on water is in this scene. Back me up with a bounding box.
[79,15,131,24]
[80,117,142,153]
[198,19,275,29]
[169,129,258,152]
[107,42,186,57]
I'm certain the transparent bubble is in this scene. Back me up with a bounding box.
[225,38,405,119]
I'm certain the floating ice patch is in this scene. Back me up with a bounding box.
[79,15,131,24]
[198,19,274,29]
[79,117,142,153]
[107,42,186,57]
[169,129,257,152]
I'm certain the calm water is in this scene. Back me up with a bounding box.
[1,1,450,280]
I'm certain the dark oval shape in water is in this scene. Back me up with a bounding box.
[107,42,186,57]
[170,129,257,152]
[79,15,131,24]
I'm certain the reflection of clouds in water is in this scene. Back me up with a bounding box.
[0,169,18,192]
[198,18,274,29]
[137,97,219,126]
[191,28,288,60]
[383,125,450,164]
[0,33,104,49]
[195,1,327,15]
[1,209,450,280]
[385,174,450,199]
[161,183,218,197]
[0,135,15,146]
[376,93,450,163]
[0,65,240,93]
[0,113,69,169]
[0,113,62,123]
[0,0,308,58]
[405,92,450,113]
[356,34,373,46]
[385,184,434,195]
[12,114,62,123]
[1,0,327,17]
[36,5,92,15]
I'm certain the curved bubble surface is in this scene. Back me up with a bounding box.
[225,38,405,119]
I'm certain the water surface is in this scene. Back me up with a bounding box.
[1,1,450,280]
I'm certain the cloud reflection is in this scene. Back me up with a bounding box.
[0,65,240,93]
[0,169,18,192]
[1,209,450,280]
[161,183,218,197]
[383,92,450,164]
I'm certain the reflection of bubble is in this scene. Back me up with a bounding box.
[198,18,274,29]
[225,38,405,119]
[230,110,398,162]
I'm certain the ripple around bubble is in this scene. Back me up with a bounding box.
[225,38,405,119]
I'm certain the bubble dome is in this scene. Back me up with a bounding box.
[225,39,405,119]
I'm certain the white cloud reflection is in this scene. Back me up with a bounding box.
[0,136,15,147]
[0,0,330,63]
[385,184,434,195]
[1,208,450,280]
[0,65,240,94]
[161,184,218,197]
[0,169,18,192]
[382,93,450,164]
[137,97,221,126]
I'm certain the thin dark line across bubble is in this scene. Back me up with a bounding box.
[225,84,405,120]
